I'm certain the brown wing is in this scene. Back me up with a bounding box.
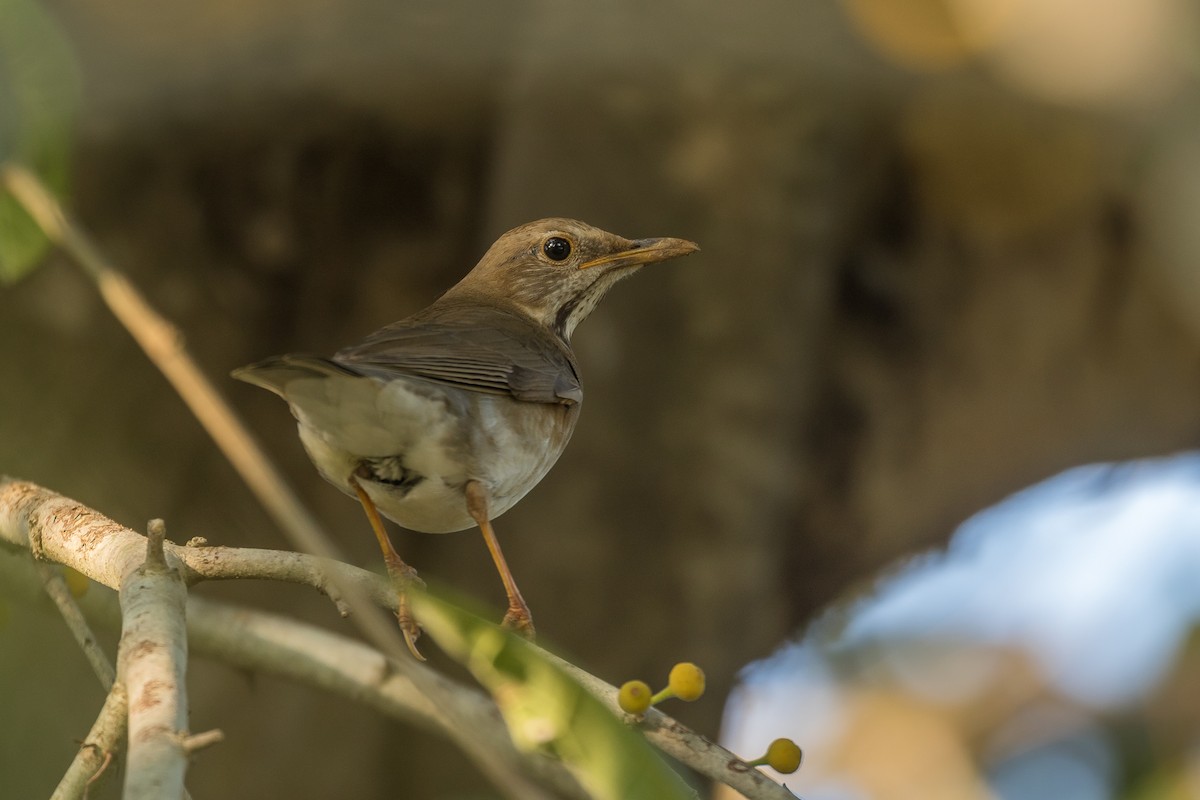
[334,302,582,406]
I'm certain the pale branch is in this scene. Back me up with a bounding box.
[178,544,388,615]
[0,478,389,613]
[177,729,225,755]
[35,561,116,688]
[0,481,552,794]
[118,518,191,800]
[50,683,127,800]
[0,479,797,799]
[183,594,582,799]
[0,483,580,799]
[0,553,588,800]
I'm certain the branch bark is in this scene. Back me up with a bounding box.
[118,519,192,799]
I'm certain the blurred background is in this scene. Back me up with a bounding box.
[2,0,1200,797]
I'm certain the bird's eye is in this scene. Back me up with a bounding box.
[543,237,572,262]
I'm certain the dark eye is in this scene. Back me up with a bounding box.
[543,237,571,261]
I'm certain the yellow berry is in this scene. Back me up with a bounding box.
[668,662,705,701]
[618,680,652,715]
[766,738,802,774]
[63,567,89,597]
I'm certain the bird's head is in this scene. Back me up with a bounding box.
[445,218,699,341]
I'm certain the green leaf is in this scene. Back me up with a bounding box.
[411,590,696,800]
[0,0,80,283]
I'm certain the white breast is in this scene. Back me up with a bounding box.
[284,372,578,533]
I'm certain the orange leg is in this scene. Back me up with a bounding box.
[350,477,425,660]
[465,480,535,638]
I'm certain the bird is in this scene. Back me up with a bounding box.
[233,218,699,658]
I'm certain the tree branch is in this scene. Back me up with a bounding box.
[0,550,588,800]
[118,519,192,799]
[35,562,116,688]
[0,481,585,799]
[0,478,796,799]
[50,683,127,800]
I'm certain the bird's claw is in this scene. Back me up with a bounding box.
[395,590,426,661]
[502,605,536,640]
[383,558,426,659]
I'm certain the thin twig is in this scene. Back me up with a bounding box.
[50,683,127,800]
[0,165,301,541]
[178,729,225,754]
[35,562,116,688]
[144,518,168,569]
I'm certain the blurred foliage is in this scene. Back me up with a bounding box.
[723,635,1200,800]
[0,0,79,283]
[413,590,696,800]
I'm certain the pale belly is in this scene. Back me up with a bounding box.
[288,374,578,532]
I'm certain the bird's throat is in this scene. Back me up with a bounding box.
[552,268,636,341]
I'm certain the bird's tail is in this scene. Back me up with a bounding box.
[231,355,360,398]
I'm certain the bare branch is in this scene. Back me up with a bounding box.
[0,165,298,541]
[178,729,225,755]
[178,545,386,615]
[1,478,796,799]
[10,558,589,800]
[0,484,583,799]
[1,549,584,797]
[144,519,168,569]
[118,519,191,800]
[35,562,116,688]
[183,594,584,799]
[0,478,391,612]
[50,683,127,800]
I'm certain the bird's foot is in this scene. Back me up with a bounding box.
[384,556,427,660]
[501,603,536,640]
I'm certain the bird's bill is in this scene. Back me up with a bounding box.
[578,237,700,270]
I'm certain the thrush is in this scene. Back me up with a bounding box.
[234,218,699,657]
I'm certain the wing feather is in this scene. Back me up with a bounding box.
[333,303,582,405]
